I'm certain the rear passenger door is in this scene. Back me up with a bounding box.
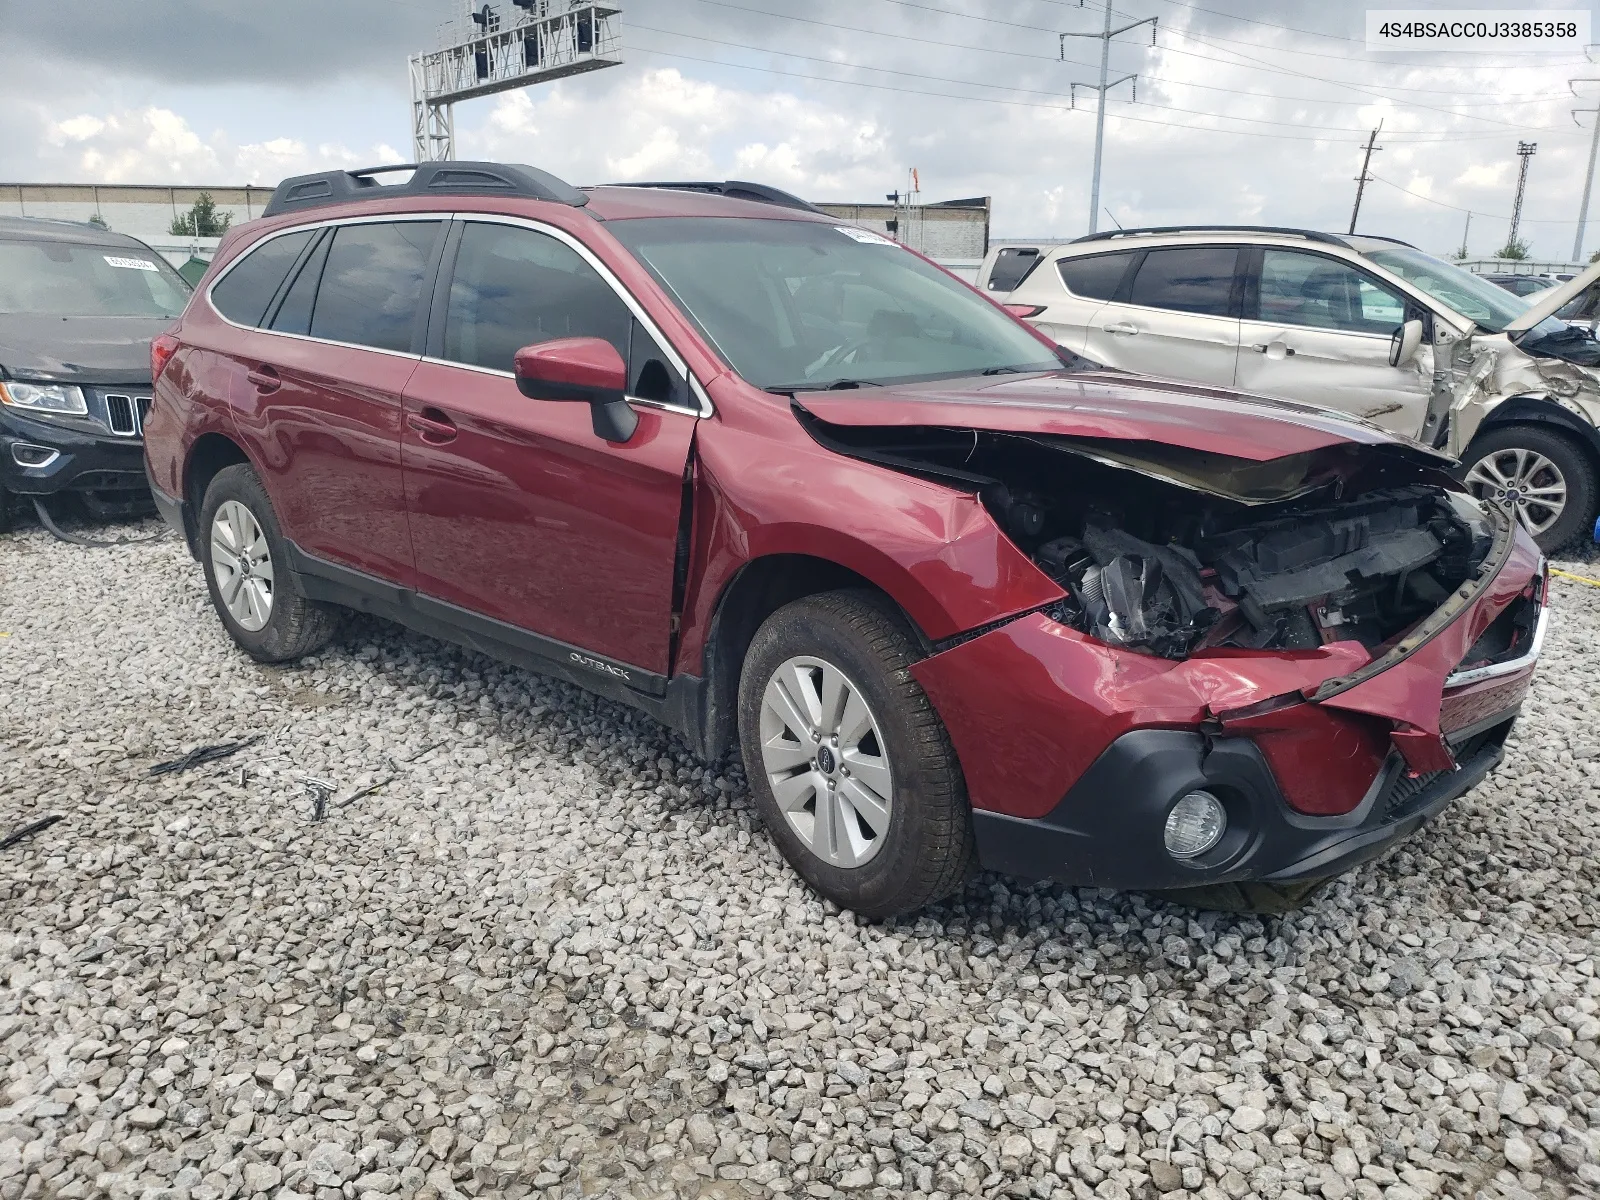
[1080,246,1242,387]
[1037,249,1138,354]
[400,217,698,681]
[220,217,443,584]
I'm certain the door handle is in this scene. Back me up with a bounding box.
[1102,322,1139,335]
[1250,343,1297,357]
[406,407,458,444]
[246,366,281,393]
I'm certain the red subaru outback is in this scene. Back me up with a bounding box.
[144,163,1546,917]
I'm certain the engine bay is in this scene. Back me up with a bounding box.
[799,414,1497,661]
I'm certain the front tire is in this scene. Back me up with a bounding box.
[737,590,974,920]
[1461,424,1597,553]
[199,464,339,663]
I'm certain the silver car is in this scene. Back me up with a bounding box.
[981,227,1600,551]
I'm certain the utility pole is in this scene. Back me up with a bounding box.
[1572,79,1600,262]
[1456,211,1472,260]
[1508,141,1537,252]
[1062,1,1156,236]
[1348,121,1383,235]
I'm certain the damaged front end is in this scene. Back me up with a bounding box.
[800,410,1499,664]
[1445,327,1600,457]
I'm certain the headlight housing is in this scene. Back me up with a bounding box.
[0,381,88,416]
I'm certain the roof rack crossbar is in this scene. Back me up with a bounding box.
[603,180,826,215]
[261,161,588,218]
[1070,225,1351,248]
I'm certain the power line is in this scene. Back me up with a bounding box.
[688,0,1573,138]
[1366,173,1577,224]
[629,42,1556,145]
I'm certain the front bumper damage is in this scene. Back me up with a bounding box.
[0,401,151,512]
[913,505,1545,893]
[1445,333,1600,456]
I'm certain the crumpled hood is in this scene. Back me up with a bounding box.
[795,370,1456,468]
[0,314,171,385]
[1504,258,1600,334]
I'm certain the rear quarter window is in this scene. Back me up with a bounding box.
[1057,251,1137,301]
[986,247,1042,293]
[209,229,316,327]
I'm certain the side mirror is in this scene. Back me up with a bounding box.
[514,336,638,443]
[1389,318,1424,368]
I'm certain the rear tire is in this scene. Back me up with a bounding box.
[199,464,339,663]
[1460,423,1597,554]
[737,590,974,920]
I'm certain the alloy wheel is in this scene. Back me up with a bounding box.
[758,655,894,869]
[1464,447,1568,538]
[210,499,275,632]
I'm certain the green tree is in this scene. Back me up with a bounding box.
[1590,248,1599,264]
[1493,235,1530,260]
[87,213,109,230]
[169,192,232,238]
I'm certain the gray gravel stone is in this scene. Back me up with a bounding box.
[3,523,1600,1200]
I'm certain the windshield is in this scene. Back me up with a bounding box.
[1362,246,1528,333]
[608,217,1064,390]
[0,239,191,317]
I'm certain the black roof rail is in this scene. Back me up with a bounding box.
[261,161,588,218]
[1070,225,1351,248]
[1344,233,1418,248]
[603,180,826,215]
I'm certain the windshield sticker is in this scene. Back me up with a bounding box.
[104,255,160,271]
[835,226,898,246]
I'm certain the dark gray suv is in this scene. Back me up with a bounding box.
[0,217,191,531]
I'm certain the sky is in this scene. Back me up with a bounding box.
[1,0,1597,258]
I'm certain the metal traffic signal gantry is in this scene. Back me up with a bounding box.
[409,0,624,162]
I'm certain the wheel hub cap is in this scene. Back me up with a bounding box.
[209,500,275,633]
[758,655,893,869]
[1465,447,1567,538]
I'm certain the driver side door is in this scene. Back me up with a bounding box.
[400,217,699,679]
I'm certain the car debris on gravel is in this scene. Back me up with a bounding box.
[2,524,1599,1200]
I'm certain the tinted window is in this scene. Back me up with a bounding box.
[1258,250,1405,336]
[1128,247,1238,317]
[210,230,315,326]
[1058,251,1136,301]
[986,246,1041,292]
[443,222,632,372]
[310,221,441,353]
[269,232,328,336]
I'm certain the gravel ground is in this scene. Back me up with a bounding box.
[3,513,1600,1200]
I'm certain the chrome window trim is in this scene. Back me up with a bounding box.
[203,213,447,356]
[1444,605,1549,688]
[202,210,714,418]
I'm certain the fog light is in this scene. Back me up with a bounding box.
[11,443,59,468]
[1164,791,1226,860]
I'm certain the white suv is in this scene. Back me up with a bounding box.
[980,227,1600,551]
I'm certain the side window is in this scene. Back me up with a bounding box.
[268,231,329,336]
[986,246,1042,293]
[209,229,315,327]
[628,319,684,406]
[1258,250,1406,336]
[443,222,632,372]
[1128,247,1238,317]
[1057,251,1136,301]
[310,221,442,353]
